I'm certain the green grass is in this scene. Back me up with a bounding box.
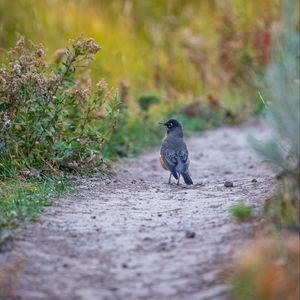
[0,176,74,251]
[229,203,253,221]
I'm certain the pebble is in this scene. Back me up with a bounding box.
[122,263,128,268]
[224,180,234,188]
[185,230,196,239]
[251,178,257,182]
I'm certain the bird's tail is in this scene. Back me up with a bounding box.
[171,170,178,180]
[182,172,193,185]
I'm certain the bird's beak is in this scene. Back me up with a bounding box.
[159,121,166,126]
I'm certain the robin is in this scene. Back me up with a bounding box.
[159,119,193,185]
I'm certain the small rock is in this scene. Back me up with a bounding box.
[251,178,258,182]
[121,263,128,268]
[67,162,78,171]
[224,180,234,188]
[131,179,137,184]
[157,213,162,217]
[91,215,96,219]
[105,179,111,185]
[185,230,196,239]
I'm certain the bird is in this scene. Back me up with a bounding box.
[159,119,193,185]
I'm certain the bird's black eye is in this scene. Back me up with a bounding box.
[167,122,173,128]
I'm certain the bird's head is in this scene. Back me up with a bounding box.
[160,119,183,137]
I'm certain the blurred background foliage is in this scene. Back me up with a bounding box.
[230,2,299,298]
[0,0,280,115]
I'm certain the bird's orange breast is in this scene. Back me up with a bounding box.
[159,155,168,170]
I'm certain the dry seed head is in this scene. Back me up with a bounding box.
[36,48,45,58]
[85,38,101,54]
[71,38,100,55]
[73,88,89,102]
[12,63,21,76]
[96,79,108,92]
[16,36,25,49]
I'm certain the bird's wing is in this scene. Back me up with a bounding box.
[177,148,188,163]
[161,148,179,179]
[161,148,177,171]
[174,143,190,174]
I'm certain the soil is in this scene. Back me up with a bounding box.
[0,121,275,300]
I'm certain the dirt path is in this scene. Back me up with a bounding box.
[1,122,274,300]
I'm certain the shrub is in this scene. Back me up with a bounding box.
[249,1,299,230]
[0,37,120,176]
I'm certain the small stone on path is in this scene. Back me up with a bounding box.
[224,180,234,188]
[185,230,196,239]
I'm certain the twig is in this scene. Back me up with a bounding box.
[157,208,182,214]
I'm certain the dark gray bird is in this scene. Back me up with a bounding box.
[159,119,193,185]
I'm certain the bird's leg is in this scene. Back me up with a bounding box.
[168,173,172,184]
[177,173,181,185]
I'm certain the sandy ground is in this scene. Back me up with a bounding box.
[0,122,275,300]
